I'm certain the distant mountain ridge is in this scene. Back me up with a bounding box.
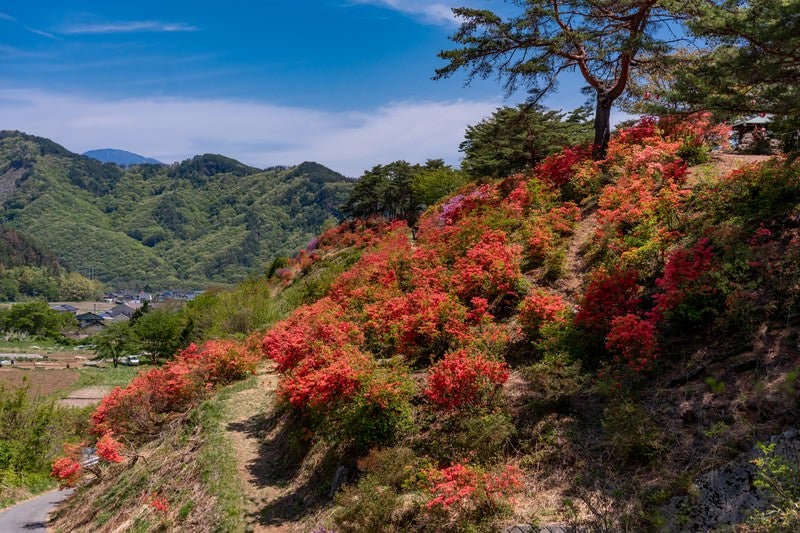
[83,148,162,166]
[0,130,354,289]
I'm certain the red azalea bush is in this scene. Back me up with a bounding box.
[91,338,258,437]
[144,492,170,514]
[424,462,522,512]
[535,145,593,187]
[262,297,363,372]
[95,430,124,463]
[649,238,715,322]
[363,288,469,359]
[51,456,82,488]
[605,313,660,372]
[518,289,569,336]
[178,339,260,385]
[277,345,371,412]
[425,350,509,410]
[575,268,642,335]
[452,230,523,303]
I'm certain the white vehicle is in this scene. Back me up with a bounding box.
[119,355,140,366]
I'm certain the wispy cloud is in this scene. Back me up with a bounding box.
[0,10,56,39]
[349,1,460,25]
[0,89,500,176]
[64,21,199,35]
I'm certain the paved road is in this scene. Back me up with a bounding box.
[0,489,73,532]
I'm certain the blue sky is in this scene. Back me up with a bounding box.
[0,1,595,176]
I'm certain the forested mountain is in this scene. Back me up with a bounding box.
[0,130,354,288]
[83,148,162,166]
[0,226,102,300]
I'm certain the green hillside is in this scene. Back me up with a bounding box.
[0,225,102,301]
[0,131,354,288]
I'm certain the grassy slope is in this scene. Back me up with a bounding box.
[50,378,254,533]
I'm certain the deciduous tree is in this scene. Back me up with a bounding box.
[93,321,138,368]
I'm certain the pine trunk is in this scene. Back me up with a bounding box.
[592,91,613,160]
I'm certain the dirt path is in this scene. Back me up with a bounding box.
[223,365,294,532]
[552,212,598,306]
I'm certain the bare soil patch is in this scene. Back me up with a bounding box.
[0,368,80,397]
[686,153,774,186]
[57,386,111,407]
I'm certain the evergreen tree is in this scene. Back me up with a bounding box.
[675,0,800,117]
[460,105,592,179]
[435,0,682,159]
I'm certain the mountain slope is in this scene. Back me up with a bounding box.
[83,148,162,166]
[0,131,354,288]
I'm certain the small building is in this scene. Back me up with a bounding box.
[109,302,142,318]
[76,312,105,329]
[731,116,772,150]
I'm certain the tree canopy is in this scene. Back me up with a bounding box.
[93,321,139,368]
[343,160,467,225]
[675,0,800,117]
[460,104,592,179]
[435,0,678,158]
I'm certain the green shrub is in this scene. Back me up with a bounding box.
[333,447,421,532]
[747,441,800,531]
[421,410,515,465]
[677,142,711,165]
[601,400,665,465]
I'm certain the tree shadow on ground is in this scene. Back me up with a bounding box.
[226,405,344,526]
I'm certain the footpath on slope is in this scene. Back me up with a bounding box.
[552,211,597,307]
[223,363,330,532]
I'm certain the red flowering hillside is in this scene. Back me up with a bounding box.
[254,113,800,531]
[51,113,800,532]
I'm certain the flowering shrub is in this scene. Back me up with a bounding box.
[51,456,82,488]
[363,288,469,359]
[438,184,501,226]
[179,339,260,385]
[605,314,659,372]
[517,289,569,336]
[575,268,641,335]
[144,492,170,513]
[91,338,258,438]
[425,350,509,410]
[424,462,521,512]
[277,345,371,412]
[648,238,715,323]
[95,431,124,463]
[452,230,523,303]
[330,225,413,308]
[262,298,362,372]
[535,145,592,187]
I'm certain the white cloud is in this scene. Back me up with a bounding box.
[0,89,500,176]
[0,11,56,39]
[63,21,198,34]
[349,1,461,25]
